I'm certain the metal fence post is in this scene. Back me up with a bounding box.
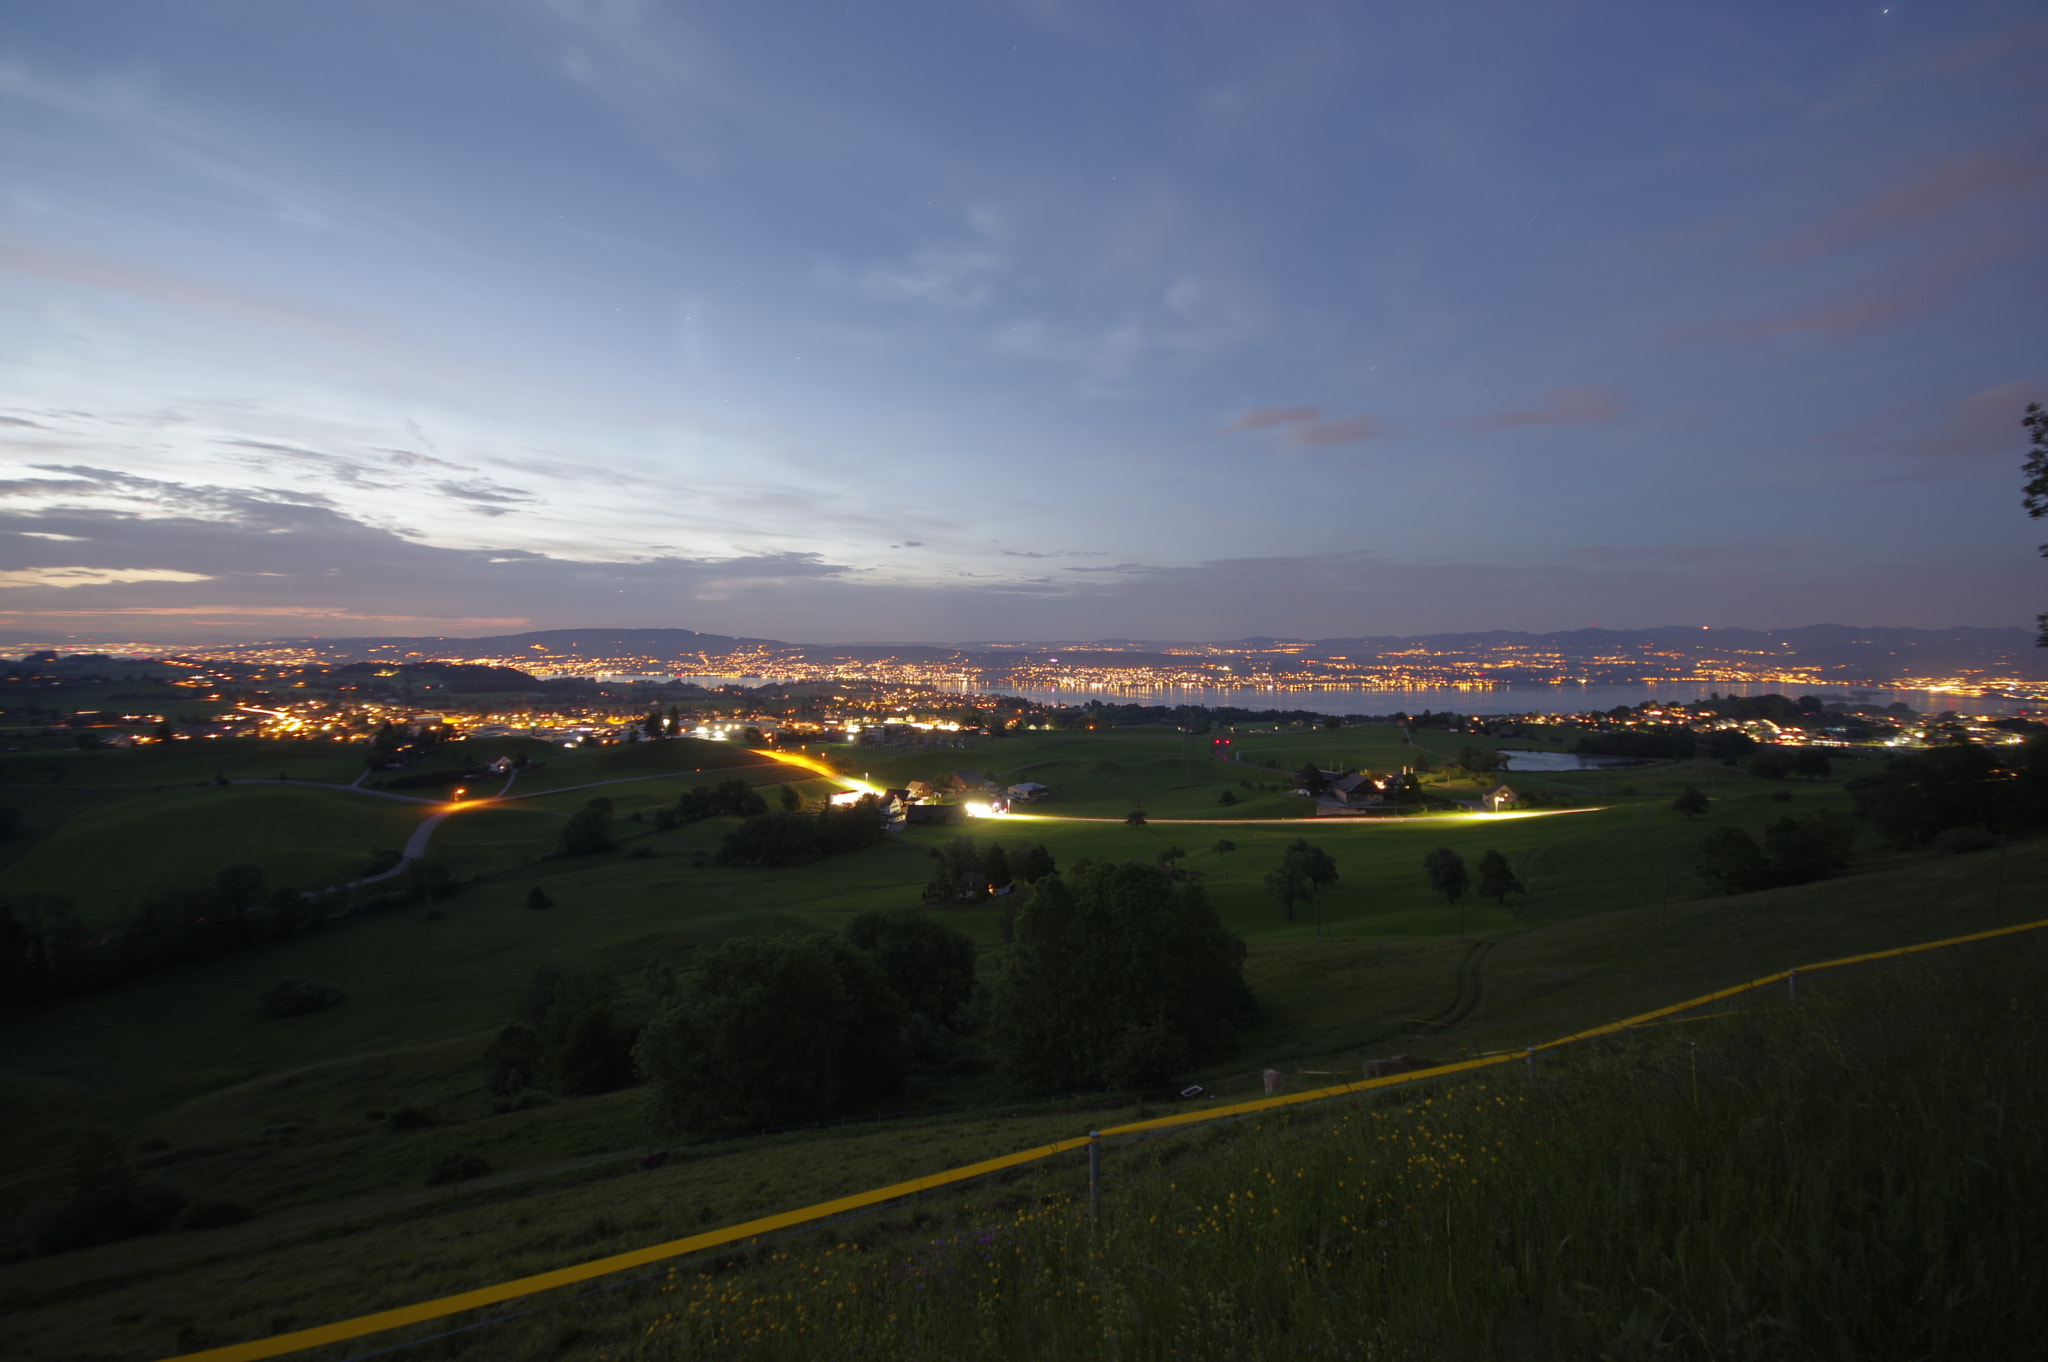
[1088,1131,1102,1224]
[1524,1047,1535,1080]
[1787,968,1797,1004]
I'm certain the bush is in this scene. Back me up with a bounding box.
[385,1106,435,1131]
[1934,825,1998,854]
[176,1198,254,1231]
[255,977,345,1018]
[424,1152,492,1186]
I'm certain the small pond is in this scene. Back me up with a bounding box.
[1496,750,1649,772]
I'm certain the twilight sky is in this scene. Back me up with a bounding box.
[1,1,2045,644]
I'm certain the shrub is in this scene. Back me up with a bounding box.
[1934,825,1997,854]
[176,1198,253,1231]
[255,978,345,1018]
[424,1152,491,1186]
[385,1106,435,1131]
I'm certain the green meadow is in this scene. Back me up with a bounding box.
[0,723,2035,1360]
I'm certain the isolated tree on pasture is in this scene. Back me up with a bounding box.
[1125,809,1147,825]
[556,798,615,856]
[1475,849,1523,904]
[1422,846,1469,904]
[779,784,802,812]
[1212,838,1236,858]
[1217,789,1237,806]
[524,886,553,910]
[1263,839,1338,921]
[1158,845,1188,871]
[1789,749,1832,780]
[1671,787,1710,820]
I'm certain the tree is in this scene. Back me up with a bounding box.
[1789,749,1832,780]
[642,709,663,739]
[1422,847,1468,904]
[1158,846,1188,873]
[981,842,1011,889]
[715,812,824,867]
[1295,762,1328,795]
[483,1021,547,1096]
[1747,751,1791,781]
[556,798,615,856]
[1671,787,1710,820]
[1475,849,1523,903]
[843,907,977,1026]
[989,862,1251,1091]
[1322,715,1342,730]
[1263,839,1338,920]
[525,886,553,910]
[558,1004,636,1095]
[1695,826,1773,895]
[1212,838,1236,858]
[1125,809,1147,825]
[779,784,802,812]
[1216,789,1237,806]
[2026,402,2048,646]
[635,934,905,1131]
[1014,843,1057,883]
[1457,745,1504,775]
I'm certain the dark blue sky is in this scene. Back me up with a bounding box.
[1,1,2043,642]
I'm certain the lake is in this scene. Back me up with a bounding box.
[667,675,2023,718]
[1495,750,1646,772]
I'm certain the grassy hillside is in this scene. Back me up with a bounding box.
[0,725,2035,1360]
[0,786,428,919]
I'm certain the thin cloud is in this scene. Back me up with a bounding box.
[1219,406,1389,446]
[1451,388,1620,432]
[1758,148,2046,266]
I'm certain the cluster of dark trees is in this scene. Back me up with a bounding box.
[632,860,1255,1131]
[919,834,1057,906]
[1419,847,1523,904]
[1748,748,1833,780]
[1573,728,1759,760]
[1694,812,1859,894]
[714,796,890,868]
[656,778,769,828]
[988,861,1252,1091]
[0,858,457,1011]
[1845,738,2048,849]
[484,961,640,1100]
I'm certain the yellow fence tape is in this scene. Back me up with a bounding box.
[161,914,2048,1362]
